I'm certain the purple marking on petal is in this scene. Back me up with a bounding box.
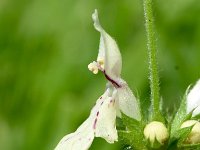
[64,137,72,142]
[110,99,113,103]
[103,71,121,88]
[93,118,98,129]
[101,101,104,105]
[63,132,80,142]
[96,111,99,116]
[100,96,102,99]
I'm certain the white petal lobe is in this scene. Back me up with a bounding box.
[55,118,94,150]
[116,82,141,120]
[187,79,200,116]
[55,87,119,150]
[95,89,118,143]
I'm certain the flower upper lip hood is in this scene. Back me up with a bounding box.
[89,9,122,87]
[186,79,200,116]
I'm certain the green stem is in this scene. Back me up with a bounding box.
[143,0,162,121]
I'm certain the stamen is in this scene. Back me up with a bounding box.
[88,62,98,74]
[88,60,121,88]
[97,58,104,69]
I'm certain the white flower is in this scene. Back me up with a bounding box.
[181,120,200,144]
[55,9,141,150]
[186,79,200,116]
[144,121,169,145]
[88,9,140,120]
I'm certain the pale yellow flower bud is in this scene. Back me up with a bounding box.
[181,120,200,144]
[144,121,169,145]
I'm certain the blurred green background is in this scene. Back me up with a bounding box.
[0,0,200,149]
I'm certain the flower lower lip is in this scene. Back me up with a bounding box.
[103,71,121,88]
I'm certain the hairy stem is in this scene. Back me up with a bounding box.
[143,0,162,121]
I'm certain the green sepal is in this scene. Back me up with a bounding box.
[192,114,200,120]
[168,87,198,149]
[116,117,126,130]
[168,126,193,150]
[145,137,168,150]
[169,110,193,144]
[177,126,193,146]
[118,112,146,150]
[171,93,187,135]
[121,112,141,130]
[170,87,194,136]
[181,143,200,149]
[118,130,146,150]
